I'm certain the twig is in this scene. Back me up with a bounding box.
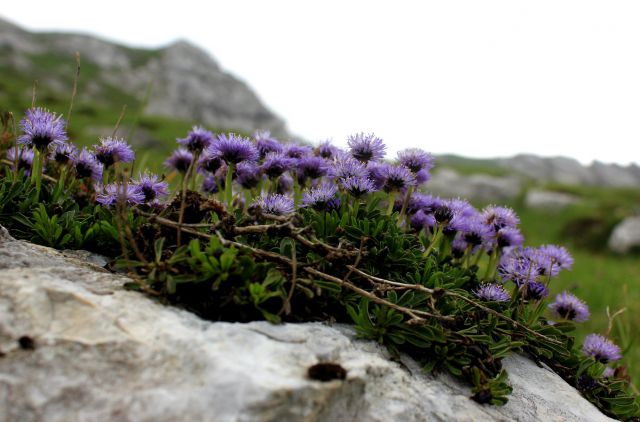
[67,52,81,128]
[31,80,38,109]
[278,238,297,316]
[111,105,127,138]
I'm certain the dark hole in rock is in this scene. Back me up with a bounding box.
[307,362,347,382]
[18,336,35,350]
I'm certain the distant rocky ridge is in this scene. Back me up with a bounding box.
[438,154,640,188]
[0,17,288,137]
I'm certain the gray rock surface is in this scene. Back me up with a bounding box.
[608,216,640,254]
[0,226,613,422]
[0,17,288,137]
[524,189,581,210]
[497,155,640,188]
[427,168,522,202]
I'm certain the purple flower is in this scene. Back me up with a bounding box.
[498,251,540,286]
[235,162,263,189]
[296,156,330,183]
[213,133,258,164]
[341,176,375,197]
[474,283,511,302]
[602,367,616,378]
[277,173,294,194]
[451,235,468,258]
[50,142,77,165]
[482,206,520,230]
[397,148,434,173]
[165,148,194,173]
[331,157,368,180]
[177,126,214,153]
[521,247,558,277]
[251,194,295,215]
[18,108,68,151]
[74,148,103,181]
[134,173,169,202]
[94,137,135,167]
[366,161,388,189]
[198,148,223,174]
[415,169,431,185]
[6,146,35,175]
[407,193,443,214]
[202,175,219,194]
[284,144,313,159]
[347,132,386,162]
[410,209,436,231]
[525,281,549,300]
[316,140,341,159]
[548,292,590,322]
[496,227,524,249]
[381,165,416,193]
[302,182,341,211]
[96,183,145,207]
[457,217,493,247]
[261,153,296,179]
[254,131,283,157]
[539,245,574,271]
[583,334,622,363]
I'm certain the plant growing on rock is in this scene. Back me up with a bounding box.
[0,105,638,420]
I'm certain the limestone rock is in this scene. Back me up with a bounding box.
[427,169,522,202]
[0,226,613,421]
[608,216,640,254]
[524,189,581,210]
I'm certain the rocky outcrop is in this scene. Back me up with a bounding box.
[0,226,614,421]
[427,169,522,202]
[524,189,581,210]
[608,216,640,254]
[0,17,288,137]
[496,155,640,188]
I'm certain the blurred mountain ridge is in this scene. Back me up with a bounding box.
[0,16,288,146]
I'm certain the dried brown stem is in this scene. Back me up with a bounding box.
[346,265,563,346]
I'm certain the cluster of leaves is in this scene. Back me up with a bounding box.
[0,168,123,252]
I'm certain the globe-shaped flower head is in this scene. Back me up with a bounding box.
[165,148,194,173]
[177,126,214,153]
[347,132,386,163]
[134,172,169,202]
[582,334,622,364]
[548,292,590,322]
[96,183,145,207]
[397,148,434,174]
[254,130,283,157]
[94,137,135,168]
[302,182,340,211]
[250,194,295,216]
[213,133,259,165]
[74,148,103,181]
[6,146,35,175]
[474,283,511,302]
[50,143,77,165]
[18,108,68,152]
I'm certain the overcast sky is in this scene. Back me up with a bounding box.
[3,1,640,165]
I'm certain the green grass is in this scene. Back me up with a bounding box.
[516,204,640,383]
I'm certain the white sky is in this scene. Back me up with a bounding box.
[3,1,640,165]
